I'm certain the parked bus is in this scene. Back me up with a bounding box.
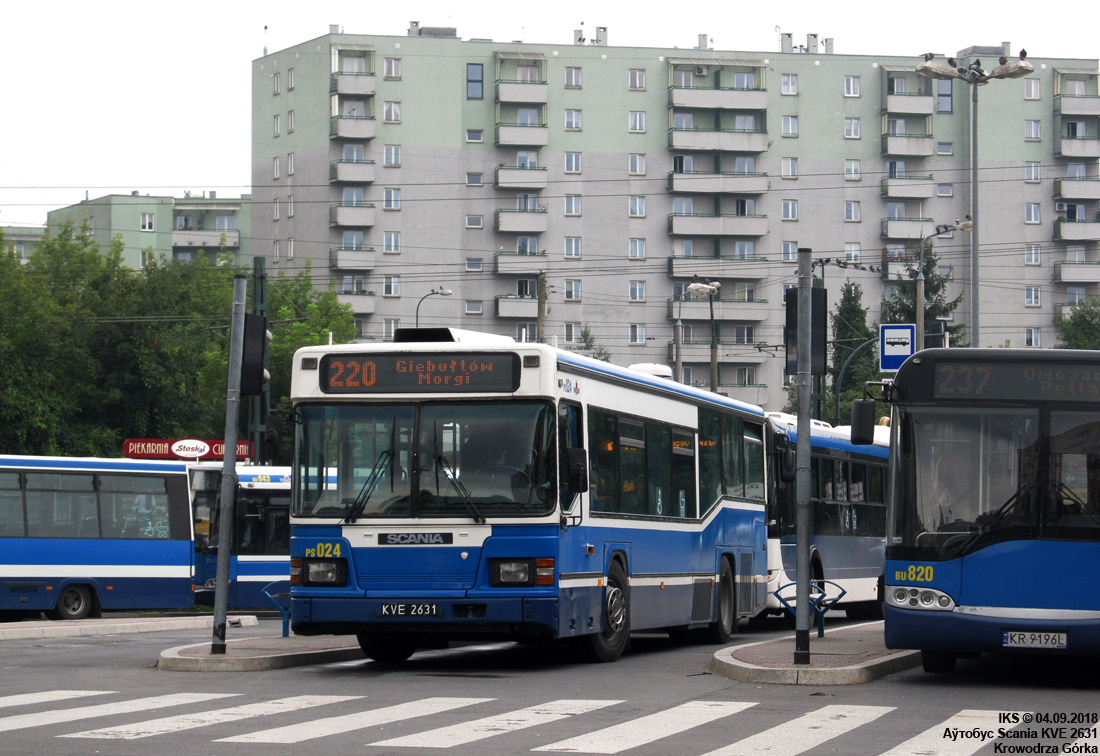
[288,328,769,662]
[191,466,292,609]
[851,348,1100,672]
[765,414,890,619]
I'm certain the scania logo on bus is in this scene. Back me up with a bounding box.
[380,533,454,545]
[171,439,210,458]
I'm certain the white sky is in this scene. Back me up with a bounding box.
[3,0,1097,229]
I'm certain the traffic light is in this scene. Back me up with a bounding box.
[240,313,271,396]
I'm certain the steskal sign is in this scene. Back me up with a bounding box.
[123,438,252,460]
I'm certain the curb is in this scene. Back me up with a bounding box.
[0,615,257,642]
[710,638,921,685]
[157,640,364,672]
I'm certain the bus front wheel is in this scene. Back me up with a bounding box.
[357,632,417,664]
[587,561,630,662]
[703,558,736,644]
[48,585,92,621]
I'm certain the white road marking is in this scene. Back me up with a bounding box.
[0,693,236,734]
[700,704,896,756]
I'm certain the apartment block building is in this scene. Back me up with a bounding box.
[1,226,45,262]
[251,23,1100,411]
[47,192,252,269]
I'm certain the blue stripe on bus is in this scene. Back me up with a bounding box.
[0,457,189,474]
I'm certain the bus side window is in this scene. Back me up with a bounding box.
[646,422,672,517]
[672,430,696,518]
[743,422,765,500]
[0,472,25,538]
[835,460,849,502]
[588,409,619,513]
[721,413,744,497]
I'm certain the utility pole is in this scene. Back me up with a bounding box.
[248,257,268,465]
[794,247,812,665]
[536,270,547,343]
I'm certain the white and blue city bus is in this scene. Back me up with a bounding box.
[851,348,1100,672]
[0,455,194,620]
[288,328,769,662]
[765,414,891,620]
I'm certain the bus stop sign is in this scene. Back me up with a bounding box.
[880,324,916,372]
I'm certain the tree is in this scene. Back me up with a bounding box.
[879,243,968,349]
[572,323,611,362]
[828,283,882,425]
[1055,296,1100,349]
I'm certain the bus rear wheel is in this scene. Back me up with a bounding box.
[921,649,956,673]
[587,561,630,662]
[357,633,417,663]
[48,585,92,621]
[702,558,736,645]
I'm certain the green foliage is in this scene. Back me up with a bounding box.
[1055,296,1100,349]
[879,243,968,348]
[572,323,611,362]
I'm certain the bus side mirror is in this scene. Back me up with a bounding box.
[567,448,588,494]
[780,445,797,483]
[190,470,221,492]
[850,400,877,445]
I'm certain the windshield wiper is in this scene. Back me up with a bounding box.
[344,449,393,524]
[434,453,486,524]
[947,483,1034,555]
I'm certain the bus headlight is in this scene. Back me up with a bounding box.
[302,559,347,587]
[885,585,955,612]
[489,558,554,586]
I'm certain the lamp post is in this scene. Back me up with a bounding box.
[917,50,1031,347]
[415,286,452,327]
[916,220,972,351]
[684,277,721,392]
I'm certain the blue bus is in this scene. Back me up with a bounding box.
[851,348,1100,672]
[765,414,891,620]
[0,456,194,620]
[289,328,770,662]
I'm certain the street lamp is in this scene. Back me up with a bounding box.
[685,277,721,392]
[917,50,1031,347]
[916,219,973,351]
[415,286,452,327]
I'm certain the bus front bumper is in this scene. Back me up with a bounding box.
[884,604,1100,655]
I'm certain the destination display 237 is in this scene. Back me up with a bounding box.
[933,362,1100,401]
[320,353,521,394]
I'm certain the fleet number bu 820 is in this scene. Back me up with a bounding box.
[895,565,933,581]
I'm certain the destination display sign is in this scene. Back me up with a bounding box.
[933,362,1100,401]
[319,353,521,394]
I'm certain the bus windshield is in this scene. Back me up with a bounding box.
[294,401,556,519]
[893,406,1100,558]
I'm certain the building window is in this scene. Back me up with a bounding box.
[629,111,646,132]
[465,300,483,315]
[465,258,482,271]
[1068,246,1087,263]
[273,198,280,220]
[287,152,295,174]
[673,112,694,130]
[782,199,798,220]
[782,157,798,177]
[384,188,400,209]
[272,240,280,262]
[565,152,581,173]
[384,145,401,166]
[629,280,646,302]
[514,323,535,342]
[216,215,236,231]
[466,172,483,186]
[273,72,281,95]
[734,367,757,386]
[1025,203,1041,224]
[273,114,280,136]
[629,69,646,90]
[384,276,400,296]
[781,74,797,95]
[565,195,581,216]
[936,79,952,113]
[510,236,535,255]
[844,118,861,139]
[843,159,861,181]
[466,129,483,143]
[1068,285,1087,303]
[384,101,401,123]
[517,279,537,297]
[732,326,755,344]
[936,184,952,197]
[517,107,539,126]
[1025,120,1040,141]
[287,238,295,259]
[565,109,582,130]
[1025,244,1041,265]
[734,241,755,259]
[384,231,400,253]
[343,186,364,206]
[845,242,861,263]
[937,142,953,155]
[782,115,798,136]
[287,68,294,89]
[564,323,581,343]
[1024,78,1040,100]
[629,196,645,217]
[673,197,693,215]
[1024,162,1040,182]
[466,215,483,229]
[673,69,692,88]
[288,111,295,132]
[564,279,581,301]
[629,238,646,259]
[1025,286,1040,307]
[845,201,861,221]
[628,153,645,175]
[140,213,154,232]
[383,319,400,341]
[844,75,860,97]
[467,63,483,99]
[1025,328,1040,348]
[565,67,582,88]
[629,324,646,344]
[343,231,364,250]
[565,237,581,257]
[782,241,797,262]
[384,58,401,79]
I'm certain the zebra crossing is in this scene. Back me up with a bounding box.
[1,689,1095,755]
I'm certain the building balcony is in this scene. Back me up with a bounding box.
[329,203,376,227]
[1054,219,1100,242]
[1052,261,1100,283]
[1055,135,1100,159]
[881,134,935,157]
[1054,301,1095,320]
[668,297,769,321]
[330,72,376,96]
[1055,178,1100,200]
[880,217,935,239]
[335,292,377,314]
[495,165,549,190]
[668,213,768,236]
[667,255,771,280]
[668,128,769,153]
[883,93,935,115]
[1055,95,1100,117]
[329,116,377,140]
[667,171,768,194]
[495,123,549,147]
[880,175,936,199]
[495,295,539,318]
[329,247,377,270]
[495,80,549,103]
[494,251,549,274]
[494,208,548,233]
[330,160,377,183]
[172,229,239,248]
[668,86,768,110]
